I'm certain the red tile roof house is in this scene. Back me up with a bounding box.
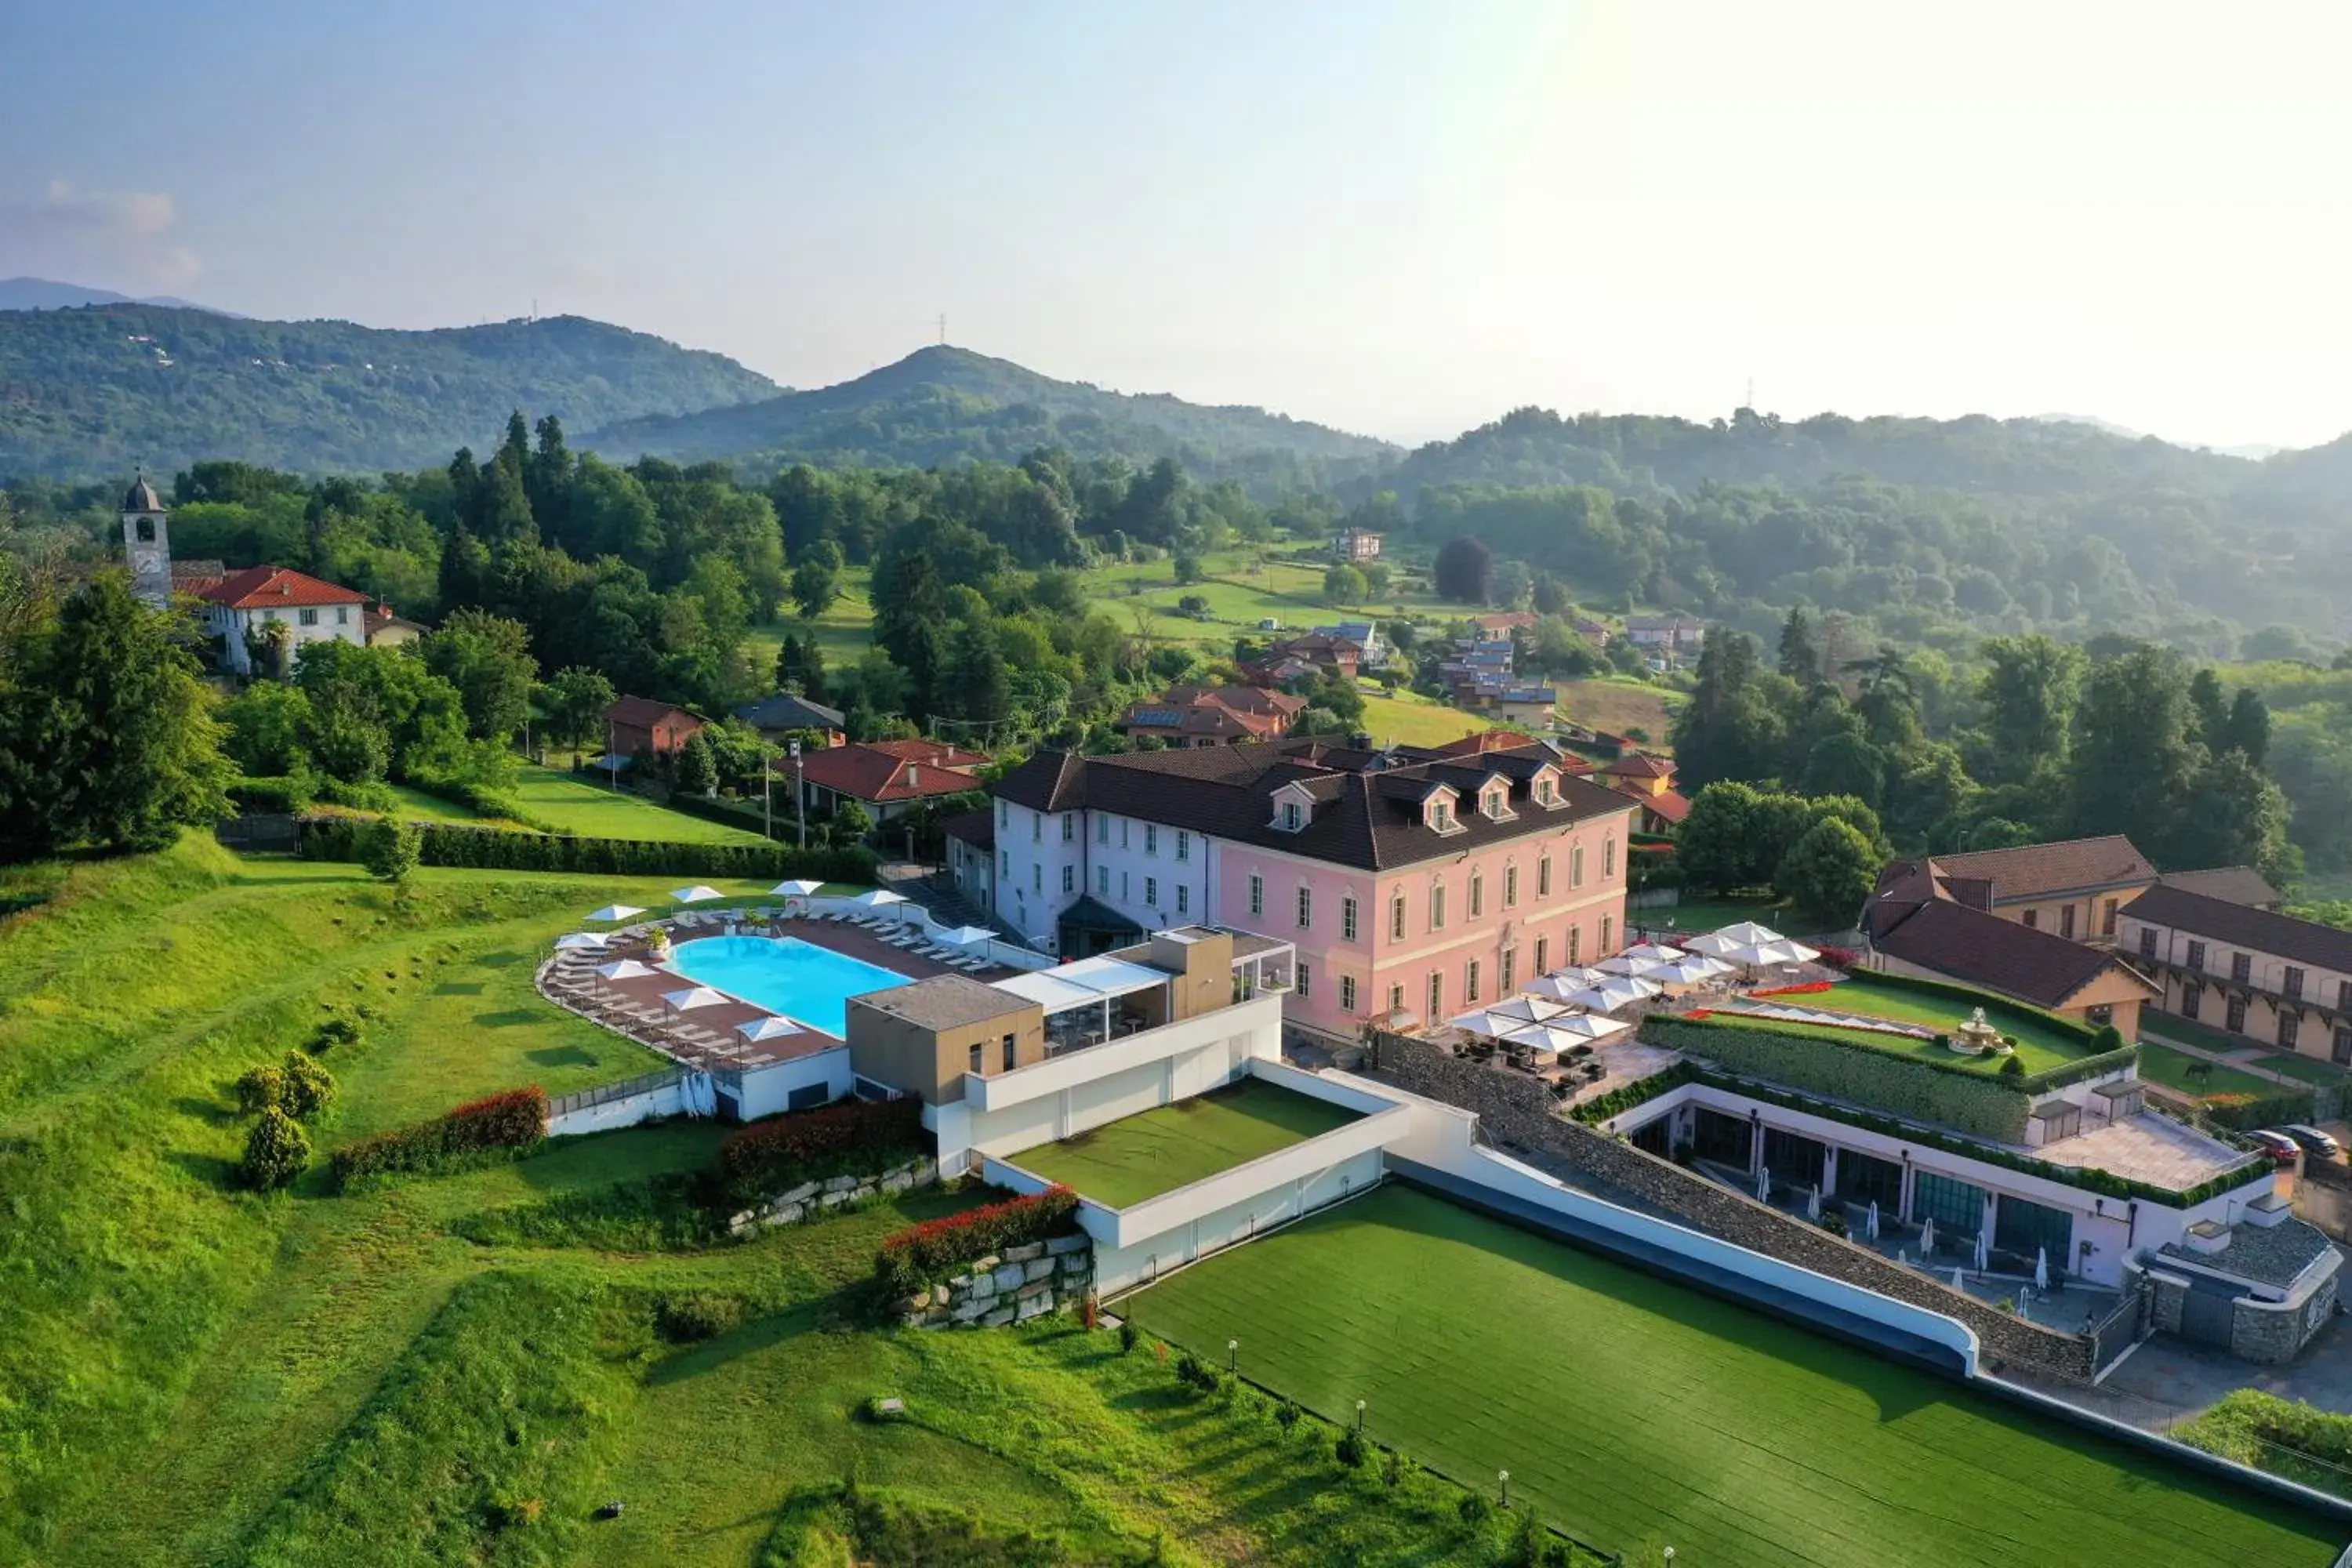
[604,696,705,760]
[1118,684,1308,747]
[187,566,370,675]
[1598,751,1692,833]
[1269,633,1363,679]
[786,738,988,826]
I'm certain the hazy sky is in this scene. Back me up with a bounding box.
[5,1,2350,450]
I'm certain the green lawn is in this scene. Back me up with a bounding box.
[507,764,773,844]
[1356,688,1497,749]
[1011,1079,1361,1207]
[1633,897,1791,942]
[1124,1184,2348,1568]
[2138,1039,2285,1099]
[2265,1052,2350,1086]
[1719,973,2093,1074]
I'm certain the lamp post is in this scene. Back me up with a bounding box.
[1663,1550,1675,1565]
[1354,1399,1366,1433]
[1497,1469,1510,1509]
[791,738,805,849]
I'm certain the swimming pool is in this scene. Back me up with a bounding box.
[666,935,912,1036]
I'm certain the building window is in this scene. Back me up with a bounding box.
[1430,882,1446,931]
[1427,971,1443,1021]
[2023,909,2038,930]
[1501,947,1516,993]
[1000,800,1010,827]
[1249,874,1264,916]
[1341,975,1357,1012]
[1000,850,1009,877]
[1297,886,1312,930]
[2060,905,2075,941]
[1534,936,1548,975]
[1537,776,1556,806]
[2101,898,2119,937]
[1503,864,1519,908]
[1062,865,1073,894]
[1062,813,1074,841]
[1342,895,1359,942]
[1097,816,1109,844]
[2187,940,2206,971]
[1391,895,1406,942]
[2335,1029,2352,1066]
[1120,872,1130,900]
[2226,995,2248,1034]
[1468,872,1484,920]
[1568,926,1581,965]
[1571,845,1585,888]
[297,607,319,627]
[1465,960,1481,1004]
[969,1041,984,1075]
[2138,927,2157,960]
[1603,837,1617,878]
[2231,952,2252,984]
[1097,866,1109,896]
[1003,1033,1017,1072]
[1033,866,1042,893]
[1145,877,1159,909]
[2286,966,2307,1000]
[1483,788,1507,818]
[2339,979,2352,1013]
[1911,1171,1987,1240]
[1298,962,1311,1000]
[1388,983,1404,1016]
[1176,884,1189,916]
[1538,856,1552,897]
[1176,830,1189,862]
[1283,802,1303,832]
[2182,982,2201,1021]
[335,605,350,626]
[1145,824,1158,855]
[2281,1012,2301,1051]
[1599,913,1613,953]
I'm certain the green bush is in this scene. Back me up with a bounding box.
[234,1064,286,1116]
[316,777,400,813]
[655,1290,745,1343]
[873,1186,1080,1299]
[360,818,419,883]
[1999,1054,2025,1077]
[240,1108,311,1189]
[329,1086,548,1187]
[2178,1389,2352,1489]
[1568,1061,1700,1124]
[294,814,877,882]
[311,1011,365,1053]
[1118,1319,1141,1354]
[278,1051,336,1120]
[716,1098,924,1202]
[226,773,314,814]
[1334,1428,1367,1468]
[1457,1491,1492,1526]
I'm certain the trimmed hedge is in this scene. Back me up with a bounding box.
[295,814,876,882]
[716,1097,925,1200]
[1641,1014,2036,1142]
[1584,1059,2270,1207]
[329,1086,549,1187]
[2201,1086,2319,1132]
[876,1185,1079,1298]
[1569,1060,1700,1124]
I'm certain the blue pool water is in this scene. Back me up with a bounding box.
[666,935,912,1036]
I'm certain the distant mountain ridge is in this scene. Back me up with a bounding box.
[583,343,1399,491]
[0,277,238,315]
[0,304,779,479]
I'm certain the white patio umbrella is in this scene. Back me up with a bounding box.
[1595,953,1672,978]
[1747,938,1820,967]
[937,924,997,947]
[1867,1201,1881,1241]
[1544,1013,1630,1044]
[1646,955,1734,987]
[1564,977,1661,1012]
[737,1015,806,1042]
[2034,1247,2050,1291]
[851,888,909,909]
[583,903,647,924]
[670,884,727,904]
[662,985,731,1012]
[1621,941,1690,964]
[1448,1008,1509,1036]
[1522,968,1606,1000]
[770,878,826,896]
[553,931,609,951]
[594,958,658,982]
[1686,920,1787,956]
[1483,995,1573,1026]
[1498,1024,1565,1059]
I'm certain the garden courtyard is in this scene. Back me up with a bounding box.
[1123,1183,2347,1568]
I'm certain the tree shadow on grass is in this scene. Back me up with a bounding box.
[472,1009,543,1029]
[166,1147,241,1191]
[528,1045,600,1069]
[172,1093,235,1128]
[473,950,528,969]
[431,980,485,996]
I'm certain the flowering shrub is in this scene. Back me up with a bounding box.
[717,1097,924,1198]
[1751,981,1835,998]
[329,1086,548,1187]
[875,1185,1079,1298]
[1813,946,1859,971]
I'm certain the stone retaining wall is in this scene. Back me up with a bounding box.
[899,1233,1094,1329]
[727,1155,939,1236]
[1367,1029,2097,1380]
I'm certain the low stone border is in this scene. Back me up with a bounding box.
[728,1155,939,1235]
[900,1234,1094,1329]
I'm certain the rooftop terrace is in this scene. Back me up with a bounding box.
[1006,1077,1361,1207]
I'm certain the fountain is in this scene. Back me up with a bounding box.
[1949,1006,2009,1054]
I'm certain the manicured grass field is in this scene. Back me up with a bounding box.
[1010,1079,1362,1207]
[1708,974,2092,1075]
[507,764,772,844]
[2138,1039,2282,1099]
[1125,1184,2348,1568]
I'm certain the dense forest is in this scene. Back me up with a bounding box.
[0,306,778,478]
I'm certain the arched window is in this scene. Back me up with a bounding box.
[135,517,156,543]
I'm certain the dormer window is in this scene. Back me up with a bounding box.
[1430,800,1452,832]
[1534,773,1559,808]
[1283,801,1303,832]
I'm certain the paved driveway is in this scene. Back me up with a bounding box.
[2096,1314,2352,1428]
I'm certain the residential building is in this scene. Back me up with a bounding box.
[989,736,1639,1036]
[2120,884,2352,1062]
[1471,611,1537,640]
[188,565,371,674]
[1598,752,1691,833]
[362,602,428,648]
[1864,835,2158,947]
[1624,614,1701,652]
[1268,633,1362,679]
[1117,684,1306,747]
[1864,898,2160,1040]
[603,695,705,760]
[1573,617,1611,646]
[1331,525,1384,561]
[2155,866,2281,910]
[789,738,987,825]
[1312,621,1386,666]
[735,691,848,749]
[943,808,996,913]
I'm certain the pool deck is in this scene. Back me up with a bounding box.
[539,913,1020,1074]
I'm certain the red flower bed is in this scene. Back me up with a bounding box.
[717,1097,924,1196]
[1813,946,1859,972]
[877,1185,1079,1298]
[1684,1008,1712,1020]
[1751,980,1835,998]
[330,1085,547,1187]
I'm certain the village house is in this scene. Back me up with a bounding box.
[1117,684,1308,747]
[187,565,372,675]
[1597,751,1691,832]
[1864,836,2159,947]
[603,695,705,760]
[2120,882,2352,1062]
[734,691,848,749]
[1331,525,1383,561]
[1864,897,2161,1040]
[788,738,988,826]
[362,602,428,648]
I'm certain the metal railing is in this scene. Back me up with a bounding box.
[546,1068,685,1119]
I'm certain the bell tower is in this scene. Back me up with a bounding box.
[122,474,172,608]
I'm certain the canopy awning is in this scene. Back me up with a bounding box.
[1052,956,1168,999]
[993,970,1109,1014]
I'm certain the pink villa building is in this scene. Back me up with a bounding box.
[990,738,1636,1037]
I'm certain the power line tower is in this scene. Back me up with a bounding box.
[937,313,947,347]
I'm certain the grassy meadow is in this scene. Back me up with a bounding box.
[1124,1184,2349,1568]
[0,837,1606,1566]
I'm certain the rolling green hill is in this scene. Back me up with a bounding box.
[0,305,779,480]
[585,343,1399,491]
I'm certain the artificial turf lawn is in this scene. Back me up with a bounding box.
[1010,1078,1362,1207]
[1124,1183,2349,1568]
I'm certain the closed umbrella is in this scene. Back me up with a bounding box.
[1953,1265,1967,1291]
[583,903,646,924]
[1974,1230,1989,1272]
[1807,1185,1822,1221]
[1867,1201,1881,1242]
[1920,1216,1936,1257]
[1757,1167,1771,1203]
[662,985,730,1013]
[670,884,727,904]
[2034,1247,2050,1291]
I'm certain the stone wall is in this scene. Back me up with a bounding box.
[727,1154,938,1236]
[1367,1029,2097,1380]
[899,1233,1094,1329]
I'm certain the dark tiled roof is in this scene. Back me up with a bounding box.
[735,692,846,731]
[2126,884,2352,976]
[1872,899,2156,1009]
[1929,835,2158,902]
[942,808,993,849]
[994,739,1635,873]
[1602,752,1676,779]
[2157,866,2281,909]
